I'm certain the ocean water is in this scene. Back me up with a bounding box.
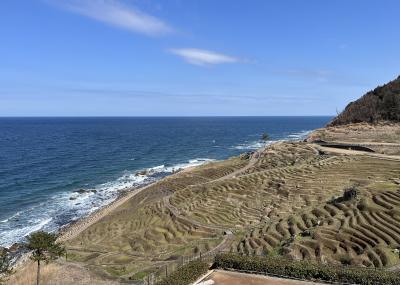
[0,116,331,247]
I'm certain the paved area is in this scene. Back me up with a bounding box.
[197,270,326,285]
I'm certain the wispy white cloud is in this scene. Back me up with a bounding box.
[168,48,242,66]
[53,0,173,36]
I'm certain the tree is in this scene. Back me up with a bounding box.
[0,249,12,285]
[261,133,269,141]
[27,231,65,285]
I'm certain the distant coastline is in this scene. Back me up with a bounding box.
[0,116,331,248]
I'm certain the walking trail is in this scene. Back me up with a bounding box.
[58,148,262,243]
[313,143,400,161]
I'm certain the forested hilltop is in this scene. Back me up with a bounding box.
[329,76,400,126]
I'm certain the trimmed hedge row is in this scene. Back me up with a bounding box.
[156,260,209,285]
[214,253,400,285]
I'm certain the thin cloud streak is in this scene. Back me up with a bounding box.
[168,48,241,66]
[62,86,321,102]
[53,0,173,36]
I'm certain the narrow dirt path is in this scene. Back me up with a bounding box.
[160,150,265,258]
[313,144,400,161]
[215,149,261,181]
[59,149,261,243]
[162,148,264,234]
[199,270,327,285]
[323,141,400,147]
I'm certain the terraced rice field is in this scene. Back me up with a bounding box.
[66,136,400,281]
[232,155,400,267]
[308,123,400,155]
[170,143,352,229]
[65,156,248,278]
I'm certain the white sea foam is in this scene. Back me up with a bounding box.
[1,129,313,247]
[0,217,53,247]
[232,130,312,150]
[287,130,312,140]
[0,157,214,247]
[233,141,269,150]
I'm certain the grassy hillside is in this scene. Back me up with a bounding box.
[9,125,400,284]
[11,77,400,284]
[329,76,400,126]
[60,140,400,282]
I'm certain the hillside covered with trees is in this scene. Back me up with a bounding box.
[329,76,400,126]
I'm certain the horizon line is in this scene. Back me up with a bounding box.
[0,115,335,118]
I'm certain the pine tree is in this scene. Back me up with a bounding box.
[27,231,65,285]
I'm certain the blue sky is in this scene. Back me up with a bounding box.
[0,0,399,116]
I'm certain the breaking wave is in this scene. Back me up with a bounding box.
[0,158,214,247]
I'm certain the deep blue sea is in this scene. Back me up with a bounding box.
[0,117,331,247]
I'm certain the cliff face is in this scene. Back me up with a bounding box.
[329,76,400,126]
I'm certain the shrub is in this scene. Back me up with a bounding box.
[343,186,358,201]
[0,249,12,284]
[262,133,270,141]
[214,253,400,285]
[329,186,359,204]
[156,260,209,285]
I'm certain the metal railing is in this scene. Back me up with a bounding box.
[134,250,396,285]
[135,250,221,285]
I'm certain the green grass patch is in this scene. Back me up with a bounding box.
[129,271,148,280]
[104,266,127,277]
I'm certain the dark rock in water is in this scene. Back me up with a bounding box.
[172,168,183,174]
[74,189,87,194]
[8,243,24,253]
[136,169,148,176]
[73,188,96,194]
[69,196,77,200]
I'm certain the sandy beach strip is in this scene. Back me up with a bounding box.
[57,148,265,244]
[56,162,215,243]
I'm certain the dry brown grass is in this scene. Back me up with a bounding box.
[14,124,400,283]
[308,122,400,143]
[6,260,117,285]
[308,123,400,155]
[65,139,400,281]
[7,262,57,285]
[64,157,248,280]
[234,160,400,267]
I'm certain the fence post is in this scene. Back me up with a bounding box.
[200,251,202,261]
[147,274,150,285]
[165,265,168,277]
